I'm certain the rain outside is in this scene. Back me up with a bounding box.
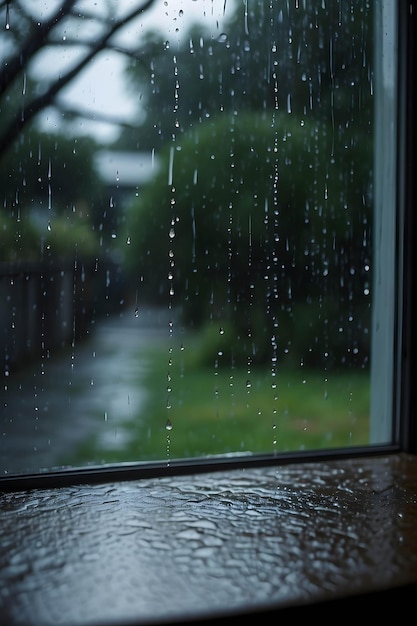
[1,0,374,476]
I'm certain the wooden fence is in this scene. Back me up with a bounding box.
[0,259,126,373]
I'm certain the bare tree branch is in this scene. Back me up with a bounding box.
[45,37,148,61]
[0,0,77,99]
[0,0,158,157]
[54,99,139,130]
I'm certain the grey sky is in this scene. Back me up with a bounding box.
[38,0,231,141]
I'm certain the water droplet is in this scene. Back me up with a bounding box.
[219,327,225,335]
[166,419,173,430]
[5,4,10,30]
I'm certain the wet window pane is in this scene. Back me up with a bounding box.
[0,1,397,475]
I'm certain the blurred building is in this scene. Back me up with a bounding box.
[94,150,160,210]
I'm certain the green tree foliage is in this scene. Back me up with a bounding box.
[0,124,105,262]
[1,128,100,212]
[124,110,372,368]
[117,0,373,150]
[122,1,374,368]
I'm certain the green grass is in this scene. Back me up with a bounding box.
[65,333,370,467]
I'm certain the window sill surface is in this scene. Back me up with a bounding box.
[1,452,417,625]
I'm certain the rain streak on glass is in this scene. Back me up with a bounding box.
[0,0,376,476]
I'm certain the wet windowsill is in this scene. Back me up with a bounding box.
[1,452,417,625]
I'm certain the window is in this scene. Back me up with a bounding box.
[0,2,416,623]
[1,0,406,479]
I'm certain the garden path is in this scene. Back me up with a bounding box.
[0,307,174,476]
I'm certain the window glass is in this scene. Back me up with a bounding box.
[0,0,397,476]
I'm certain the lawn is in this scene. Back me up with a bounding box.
[67,332,370,466]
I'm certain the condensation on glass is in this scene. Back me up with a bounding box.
[0,1,398,476]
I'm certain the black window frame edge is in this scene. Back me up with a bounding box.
[398,0,417,454]
[0,0,415,494]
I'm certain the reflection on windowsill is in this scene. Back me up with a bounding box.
[0,452,416,624]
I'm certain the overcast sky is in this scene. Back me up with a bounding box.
[39,0,233,142]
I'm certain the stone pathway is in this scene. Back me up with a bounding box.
[0,307,174,476]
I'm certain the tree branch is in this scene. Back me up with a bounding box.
[0,0,158,157]
[54,100,139,130]
[45,38,149,65]
[0,0,77,99]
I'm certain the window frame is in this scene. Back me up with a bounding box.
[396,0,417,455]
[0,0,416,495]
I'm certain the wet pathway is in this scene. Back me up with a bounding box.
[1,307,174,476]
